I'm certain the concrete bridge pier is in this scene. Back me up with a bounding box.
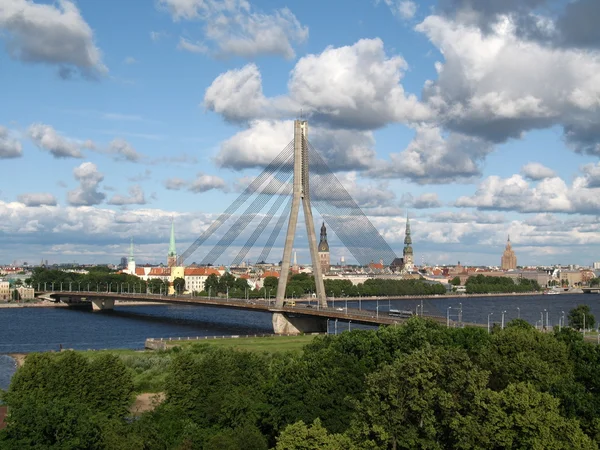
[91,298,115,311]
[272,312,327,335]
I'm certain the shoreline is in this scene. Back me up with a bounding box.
[0,300,165,309]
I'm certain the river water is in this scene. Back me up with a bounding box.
[1,294,599,390]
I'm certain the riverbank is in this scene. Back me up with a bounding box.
[0,300,165,309]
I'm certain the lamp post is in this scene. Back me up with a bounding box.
[208,286,212,300]
[583,313,586,337]
[334,318,338,335]
[545,309,549,329]
[376,300,380,318]
[562,311,566,327]
[487,312,494,333]
[349,320,352,332]
[501,310,506,329]
[459,302,463,325]
[517,307,520,319]
[326,319,330,335]
[226,285,229,300]
[51,282,54,291]
[540,312,544,331]
[447,306,452,328]
[69,281,72,291]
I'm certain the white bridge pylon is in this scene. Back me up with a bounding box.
[275,120,327,308]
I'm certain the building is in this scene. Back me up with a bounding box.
[593,262,600,270]
[167,220,177,267]
[127,237,136,274]
[559,270,582,286]
[0,281,10,300]
[403,215,414,272]
[318,222,330,274]
[501,236,517,270]
[16,286,35,300]
[184,267,221,293]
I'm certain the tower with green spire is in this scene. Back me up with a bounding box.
[403,214,414,272]
[167,220,178,267]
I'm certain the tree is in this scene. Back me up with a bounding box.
[276,419,353,450]
[450,276,461,286]
[173,277,185,295]
[569,305,596,331]
[147,278,168,294]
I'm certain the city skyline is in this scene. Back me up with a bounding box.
[1,0,600,266]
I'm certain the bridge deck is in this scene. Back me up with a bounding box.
[44,291,462,327]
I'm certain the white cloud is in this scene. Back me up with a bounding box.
[214,119,377,172]
[416,14,600,150]
[107,138,143,162]
[177,37,207,54]
[204,39,431,130]
[520,162,556,180]
[164,177,188,190]
[380,0,417,19]
[150,30,169,41]
[455,171,600,214]
[28,123,84,158]
[189,173,227,193]
[17,193,57,207]
[108,185,147,205]
[0,0,107,78]
[67,162,105,206]
[413,193,442,209]
[0,126,22,158]
[158,0,308,59]
[369,125,493,184]
[124,56,138,64]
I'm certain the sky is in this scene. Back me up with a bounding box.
[1,0,600,267]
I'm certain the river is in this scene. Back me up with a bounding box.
[1,294,599,390]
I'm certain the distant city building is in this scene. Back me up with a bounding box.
[318,222,330,274]
[0,281,10,300]
[119,257,127,269]
[403,215,414,272]
[594,262,600,270]
[16,286,34,300]
[167,220,177,267]
[501,236,517,270]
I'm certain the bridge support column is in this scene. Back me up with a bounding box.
[272,312,327,335]
[91,298,115,311]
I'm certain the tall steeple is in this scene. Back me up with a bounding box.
[501,234,517,270]
[403,213,414,271]
[129,237,135,263]
[167,219,178,267]
[318,222,330,274]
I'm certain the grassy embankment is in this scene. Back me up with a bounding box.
[77,334,317,393]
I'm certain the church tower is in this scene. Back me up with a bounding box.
[501,235,517,270]
[318,222,330,274]
[167,220,177,267]
[403,214,414,272]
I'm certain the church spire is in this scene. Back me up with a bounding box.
[318,222,329,252]
[404,213,412,246]
[167,219,178,267]
[129,237,135,263]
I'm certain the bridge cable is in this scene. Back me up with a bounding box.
[256,195,293,264]
[178,140,294,264]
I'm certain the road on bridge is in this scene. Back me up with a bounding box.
[43,291,460,328]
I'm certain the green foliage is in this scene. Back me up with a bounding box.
[276,419,354,450]
[5,318,600,448]
[450,276,461,286]
[465,274,541,294]
[172,277,185,294]
[569,305,596,330]
[31,267,147,293]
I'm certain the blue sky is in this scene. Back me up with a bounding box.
[1,0,600,267]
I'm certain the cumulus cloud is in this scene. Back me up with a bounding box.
[214,120,377,172]
[189,173,227,193]
[521,162,556,180]
[164,177,188,190]
[455,171,600,214]
[28,123,84,158]
[67,162,105,206]
[413,193,442,209]
[108,185,147,206]
[107,138,143,162]
[416,13,600,151]
[379,0,417,19]
[177,37,207,54]
[17,193,57,207]
[0,0,107,78]
[204,39,431,130]
[158,0,308,59]
[0,126,22,158]
[369,125,493,184]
